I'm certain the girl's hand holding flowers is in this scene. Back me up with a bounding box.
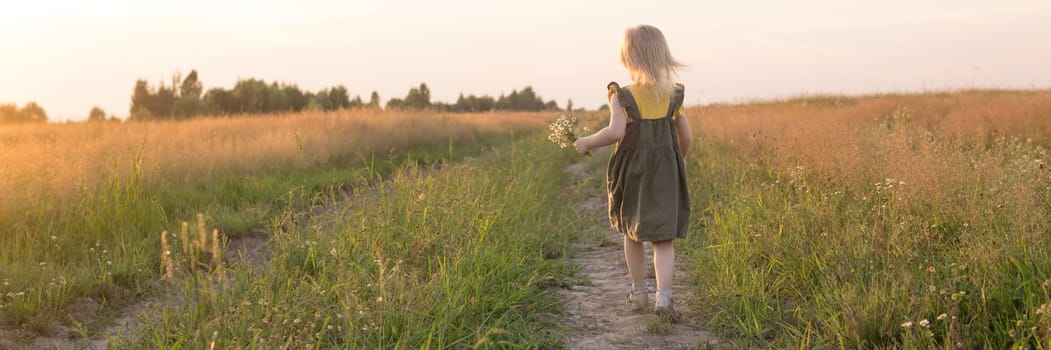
[573,138,590,155]
[547,115,590,155]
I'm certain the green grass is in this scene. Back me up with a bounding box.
[0,133,521,338]
[682,138,1051,348]
[116,134,582,349]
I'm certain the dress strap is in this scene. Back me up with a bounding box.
[664,84,685,119]
[608,81,641,122]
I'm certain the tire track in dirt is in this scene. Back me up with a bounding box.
[557,159,724,349]
[6,164,436,349]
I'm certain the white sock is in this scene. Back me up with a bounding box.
[631,283,647,294]
[655,289,673,307]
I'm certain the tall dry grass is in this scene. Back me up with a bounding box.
[691,90,1051,209]
[0,108,549,333]
[684,89,1051,348]
[0,109,547,216]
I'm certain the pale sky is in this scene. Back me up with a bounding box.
[2,0,1050,122]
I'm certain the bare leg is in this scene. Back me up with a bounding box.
[623,236,646,287]
[652,239,675,303]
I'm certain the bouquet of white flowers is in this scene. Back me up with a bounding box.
[547,115,588,150]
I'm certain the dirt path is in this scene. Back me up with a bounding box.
[557,160,724,350]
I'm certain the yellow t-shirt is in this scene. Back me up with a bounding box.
[608,84,685,121]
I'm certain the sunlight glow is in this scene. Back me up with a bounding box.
[2,0,1050,121]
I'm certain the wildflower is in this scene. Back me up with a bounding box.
[901,321,913,328]
[937,313,947,320]
[919,319,930,327]
[547,115,583,149]
[50,235,57,240]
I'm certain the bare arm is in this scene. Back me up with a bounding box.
[573,93,627,154]
[675,110,692,157]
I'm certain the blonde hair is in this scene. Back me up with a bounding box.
[620,25,684,94]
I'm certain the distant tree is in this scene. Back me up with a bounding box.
[453,93,467,112]
[179,70,203,99]
[173,73,204,118]
[129,78,177,120]
[283,84,308,111]
[306,88,327,111]
[153,85,178,118]
[266,82,287,112]
[503,90,518,110]
[566,99,573,112]
[518,86,545,111]
[232,78,269,114]
[368,91,381,109]
[385,98,405,110]
[494,93,507,111]
[17,102,48,123]
[329,85,352,110]
[202,88,236,115]
[130,80,153,120]
[476,95,495,112]
[88,106,107,121]
[597,103,609,111]
[545,100,560,111]
[403,83,431,110]
[309,85,352,111]
[430,102,452,112]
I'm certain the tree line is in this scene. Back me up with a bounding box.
[129,70,375,120]
[0,102,48,124]
[131,70,576,120]
[2,70,580,124]
[387,82,570,113]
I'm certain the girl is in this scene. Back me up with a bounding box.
[573,24,692,323]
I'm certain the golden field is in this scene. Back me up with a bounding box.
[0,108,552,340]
[683,89,1051,348]
[0,109,547,216]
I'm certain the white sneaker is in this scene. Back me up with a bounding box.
[627,290,649,312]
[654,303,682,323]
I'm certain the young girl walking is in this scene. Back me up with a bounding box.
[573,24,692,322]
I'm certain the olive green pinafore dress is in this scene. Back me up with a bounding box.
[606,82,690,242]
